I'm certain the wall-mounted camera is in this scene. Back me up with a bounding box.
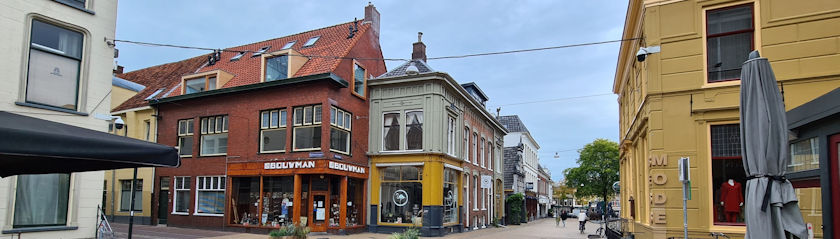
[636,46,660,62]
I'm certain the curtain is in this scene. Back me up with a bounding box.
[406,112,423,150]
[383,113,400,150]
[57,29,82,59]
[13,174,70,227]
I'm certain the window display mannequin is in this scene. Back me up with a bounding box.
[719,179,744,222]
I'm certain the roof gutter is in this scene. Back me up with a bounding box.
[151,72,347,105]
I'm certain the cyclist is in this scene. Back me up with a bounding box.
[578,211,588,233]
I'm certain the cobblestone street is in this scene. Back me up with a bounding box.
[114,218,600,239]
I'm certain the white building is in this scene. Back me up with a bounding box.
[1,0,117,237]
[500,115,543,220]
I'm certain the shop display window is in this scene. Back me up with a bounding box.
[262,176,294,227]
[231,177,260,226]
[329,177,341,227]
[380,166,423,225]
[711,124,746,225]
[789,137,819,173]
[443,168,458,224]
[346,178,363,227]
[300,176,310,226]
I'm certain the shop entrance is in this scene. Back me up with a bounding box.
[310,192,328,232]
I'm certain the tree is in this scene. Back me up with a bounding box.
[563,139,619,208]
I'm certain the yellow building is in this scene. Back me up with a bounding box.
[104,76,158,225]
[614,0,840,238]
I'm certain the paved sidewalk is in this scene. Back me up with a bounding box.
[114,218,601,239]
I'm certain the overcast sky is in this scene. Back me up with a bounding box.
[115,1,628,181]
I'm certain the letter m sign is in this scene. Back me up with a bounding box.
[649,154,667,167]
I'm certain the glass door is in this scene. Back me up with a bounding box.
[310,193,328,232]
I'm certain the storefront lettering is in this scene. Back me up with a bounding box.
[264,161,315,170]
[328,161,366,174]
[651,192,667,205]
[651,173,667,185]
[648,154,669,222]
[650,210,666,224]
[649,154,667,166]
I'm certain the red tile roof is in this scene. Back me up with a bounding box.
[113,20,371,112]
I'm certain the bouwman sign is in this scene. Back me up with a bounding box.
[264,161,315,170]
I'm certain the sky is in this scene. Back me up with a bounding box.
[115,1,628,181]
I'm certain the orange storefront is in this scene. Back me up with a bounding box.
[225,159,367,233]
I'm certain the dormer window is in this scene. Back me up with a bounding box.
[281,41,296,49]
[303,36,320,47]
[352,62,366,98]
[184,75,217,94]
[265,55,289,81]
[252,46,270,57]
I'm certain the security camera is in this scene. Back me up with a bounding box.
[636,46,661,62]
[114,117,125,130]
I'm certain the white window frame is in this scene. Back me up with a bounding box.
[352,62,367,98]
[473,175,479,211]
[472,133,478,166]
[200,115,229,156]
[194,176,225,216]
[404,110,424,151]
[177,119,194,157]
[260,109,288,153]
[447,116,456,156]
[119,179,143,212]
[329,106,352,155]
[173,176,190,215]
[463,127,470,162]
[382,111,401,152]
[480,137,486,168]
[292,105,322,151]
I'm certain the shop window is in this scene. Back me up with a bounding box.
[119,179,142,211]
[230,177,259,225]
[173,176,191,214]
[265,55,289,81]
[196,176,225,215]
[13,174,70,228]
[330,177,341,227]
[383,112,400,151]
[184,75,217,94]
[346,178,363,227]
[443,168,459,224]
[464,127,470,162]
[406,110,423,150]
[260,109,287,153]
[330,107,352,154]
[293,105,321,151]
[706,4,753,83]
[447,116,456,155]
[711,124,746,225]
[789,137,819,173]
[792,185,823,238]
[25,19,83,111]
[262,176,294,227]
[380,166,423,225]
[200,115,228,156]
[352,63,366,97]
[177,119,194,157]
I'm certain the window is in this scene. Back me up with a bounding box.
[464,127,470,162]
[480,138,486,168]
[184,75,217,94]
[119,179,142,211]
[260,109,287,153]
[330,107,352,154]
[25,19,84,111]
[706,4,753,83]
[303,36,320,47]
[178,119,194,157]
[443,168,458,224]
[447,116,456,155]
[173,177,190,214]
[380,166,423,224]
[383,112,400,151]
[710,124,746,225]
[473,175,478,210]
[230,51,245,61]
[230,177,259,225]
[406,111,423,150]
[200,116,228,156]
[252,46,270,57]
[59,0,86,9]
[13,174,70,228]
[281,41,296,49]
[347,178,363,227]
[352,63,366,97]
[196,176,225,215]
[260,176,295,227]
[265,55,289,81]
[789,137,819,173]
[293,105,321,151]
[473,133,478,165]
[144,120,151,141]
[489,144,494,171]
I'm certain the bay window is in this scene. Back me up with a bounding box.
[200,115,228,156]
[25,19,83,111]
[196,176,225,215]
[330,106,352,154]
[380,166,423,224]
[178,119,194,157]
[260,109,287,153]
[173,177,191,214]
[293,105,321,151]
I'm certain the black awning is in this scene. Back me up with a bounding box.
[0,111,179,177]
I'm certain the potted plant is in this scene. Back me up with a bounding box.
[389,227,419,239]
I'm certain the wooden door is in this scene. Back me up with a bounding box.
[310,192,328,232]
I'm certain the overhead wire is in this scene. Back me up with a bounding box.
[491,93,614,107]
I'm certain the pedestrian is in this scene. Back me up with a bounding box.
[559,211,568,227]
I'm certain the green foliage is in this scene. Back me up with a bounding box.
[269,229,284,237]
[505,193,524,225]
[390,227,420,239]
[563,139,619,201]
[268,224,310,238]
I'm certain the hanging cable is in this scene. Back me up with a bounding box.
[427,38,641,60]
[491,93,614,107]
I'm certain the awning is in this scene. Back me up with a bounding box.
[0,111,180,177]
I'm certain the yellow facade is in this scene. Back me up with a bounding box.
[104,85,158,223]
[614,0,840,238]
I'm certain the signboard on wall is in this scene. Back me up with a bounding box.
[481,175,492,189]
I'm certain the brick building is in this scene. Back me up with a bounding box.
[114,4,385,234]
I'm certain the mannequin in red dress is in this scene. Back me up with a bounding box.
[719,179,743,222]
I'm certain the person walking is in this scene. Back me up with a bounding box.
[559,210,568,227]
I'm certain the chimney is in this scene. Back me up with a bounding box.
[412,32,426,62]
[364,2,380,40]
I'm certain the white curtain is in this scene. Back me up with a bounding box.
[13,174,70,227]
